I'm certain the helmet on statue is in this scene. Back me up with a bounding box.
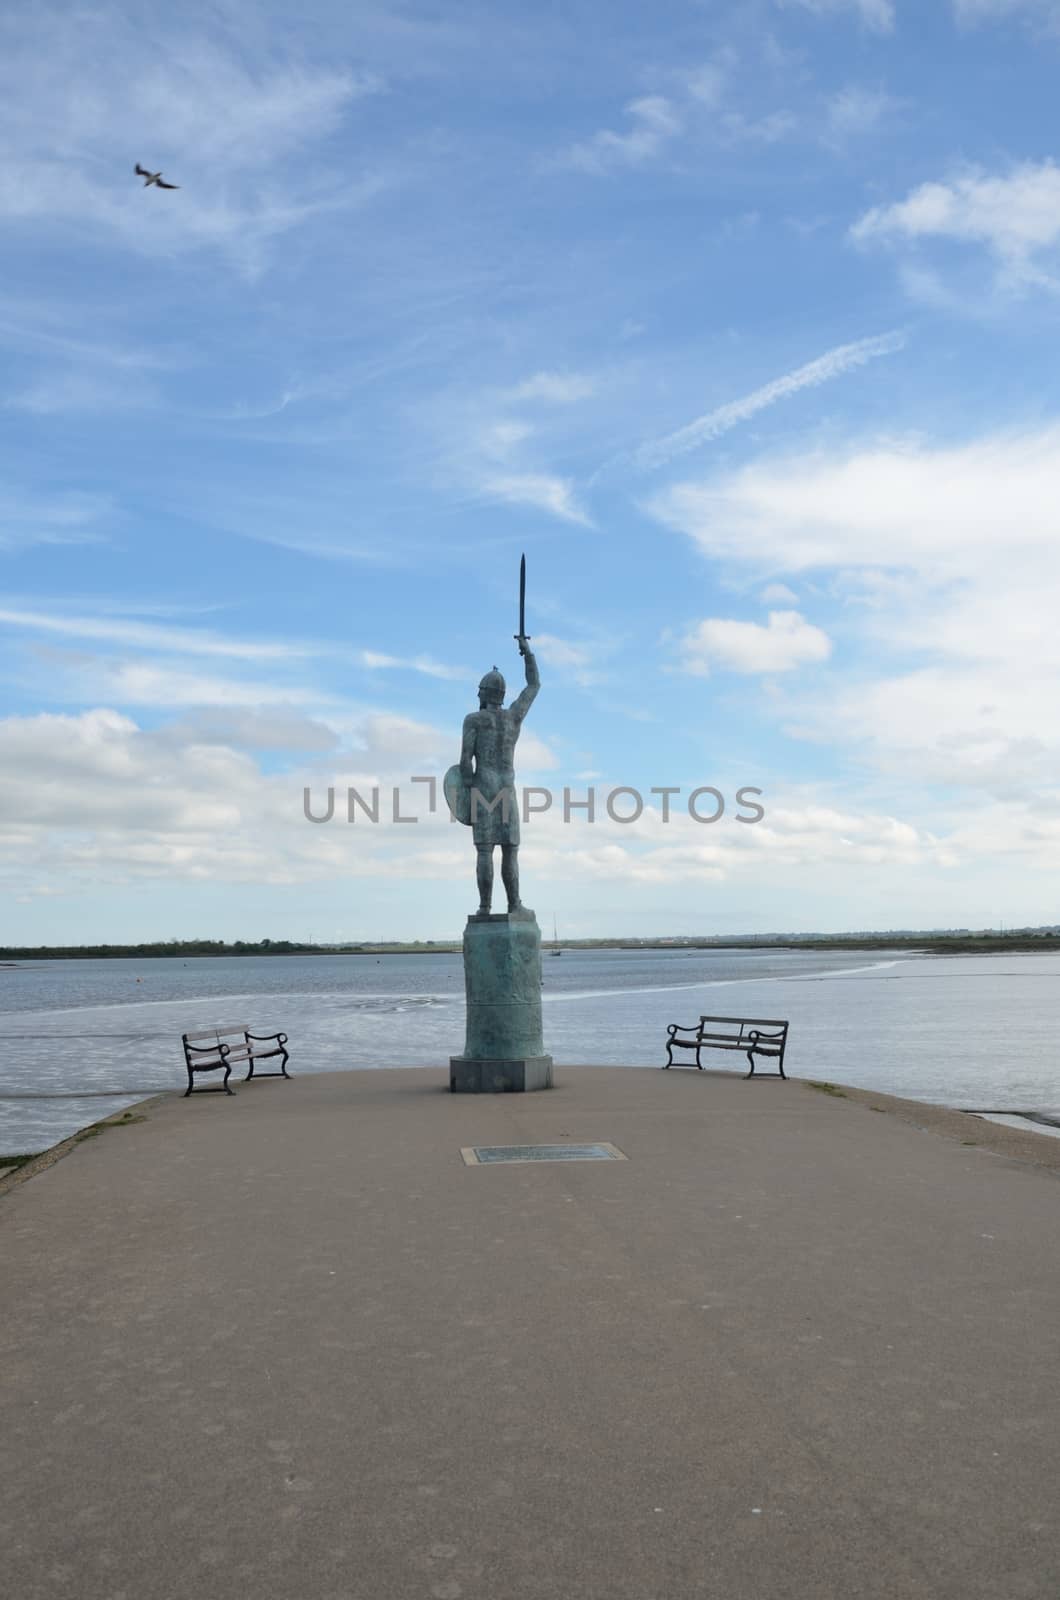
[478,666,506,706]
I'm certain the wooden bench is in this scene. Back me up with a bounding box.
[662,1014,789,1078]
[181,1026,290,1097]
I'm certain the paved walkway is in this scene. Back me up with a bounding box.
[3,1066,1059,1600]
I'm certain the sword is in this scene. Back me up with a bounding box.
[515,552,530,650]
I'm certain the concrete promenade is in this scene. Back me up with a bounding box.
[3,1065,1060,1599]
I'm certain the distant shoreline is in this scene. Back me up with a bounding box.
[0,935,1056,962]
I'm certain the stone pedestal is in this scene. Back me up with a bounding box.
[449,909,553,1093]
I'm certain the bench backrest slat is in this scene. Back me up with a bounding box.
[183,1026,250,1042]
[698,1014,788,1028]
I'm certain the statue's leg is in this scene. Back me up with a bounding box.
[501,845,522,912]
[476,846,494,914]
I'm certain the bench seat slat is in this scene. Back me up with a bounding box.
[183,1027,251,1042]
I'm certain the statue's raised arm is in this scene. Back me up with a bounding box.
[509,636,539,725]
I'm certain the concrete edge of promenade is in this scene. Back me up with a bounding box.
[3,1066,1060,1200]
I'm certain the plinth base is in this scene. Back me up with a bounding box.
[451,907,552,1092]
[449,1055,554,1093]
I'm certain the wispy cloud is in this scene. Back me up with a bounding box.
[0,605,306,659]
[162,707,341,752]
[778,0,896,32]
[635,332,906,470]
[553,51,798,175]
[558,95,682,175]
[532,632,606,687]
[5,372,159,415]
[761,583,800,604]
[825,85,897,141]
[482,473,594,527]
[718,109,799,146]
[953,0,1060,27]
[0,8,387,273]
[0,303,183,371]
[358,650,470,681]
[0,491,112,551]
[46,660,323,709]
[507,372,597,404]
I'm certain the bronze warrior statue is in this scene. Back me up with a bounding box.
[451,633,539,915]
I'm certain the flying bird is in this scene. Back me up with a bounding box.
[135,164,179,189]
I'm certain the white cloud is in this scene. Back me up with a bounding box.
[761,583,799,604]
[685,61,730,107]
[0,8,379,171]
[530,633,606,688]
[650,423,1060,580]
[482,473,594,527]
[826,86,896,140]
[0,9,386,272]
[560,95,681,175]
[651,422,1060,804]
[514,732,560,771]
[0,605,305,660]
[0,298,183,371]
[532,634,593,671]
[479,419,536,458]
[718,110,799,146]
[431,372,598,531]
[636,332,905,470]
[347,713,449,764]
[953,0,1060,25]
[70,662,322,710]
[680,610,832,675]
[0,490,112,551]
[5,371,159,415]
[358,650,470,681]
[163,709,340,753]
[508,372,597,404]
[558,52,795,176]
[1,704,1055,917]
[813,667,1060,793]
[851,163,1060,292]
[779,0,896,31]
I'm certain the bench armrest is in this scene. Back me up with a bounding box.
[184,1039,231,1057]
[246,1031,287,1045]
[666,1022,701,1039]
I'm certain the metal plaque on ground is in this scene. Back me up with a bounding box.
[461,1143,627,1165]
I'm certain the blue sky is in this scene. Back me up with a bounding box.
[3,0,1060,942]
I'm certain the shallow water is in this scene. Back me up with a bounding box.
[2,947,1058,1153]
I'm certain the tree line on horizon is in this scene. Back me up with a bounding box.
[0,938,317,960]
[0,929,1057,961]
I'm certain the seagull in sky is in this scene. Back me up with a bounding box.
[135,164,179,189]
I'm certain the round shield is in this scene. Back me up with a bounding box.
[443,763,472,826]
